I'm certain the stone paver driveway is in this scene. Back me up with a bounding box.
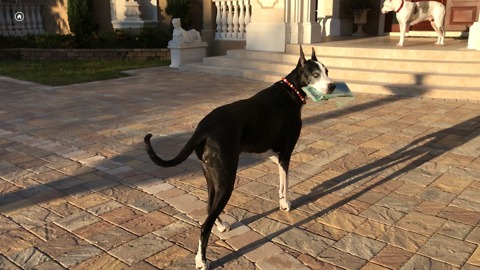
[0,67,479,269]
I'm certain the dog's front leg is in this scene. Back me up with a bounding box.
[278,165,291,211]
[195,240,208,270]
[270,155,291,211]
[398,22,407,47]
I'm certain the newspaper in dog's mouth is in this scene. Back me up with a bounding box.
[302,82,354,107]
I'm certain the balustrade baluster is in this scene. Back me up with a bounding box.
[13,4,22,36]
[226,1,233,38]
[221,1,227,38]
[0,5,8,35]
[29,5,38,34]
[214,0,250,40]
[238,0,245,39]
[244,0,251,29]
[5,5,15,35]
[32,5,40,34]
[232,0,239,39]
[214,0,221,39]
[24,5,33,34]
[35,4,44,34]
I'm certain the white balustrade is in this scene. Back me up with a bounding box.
[213,0,251,40]
[0,3,45,36]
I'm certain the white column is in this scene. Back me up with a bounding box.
[467,14,480,50]
[286,0,322,44]
[245,0,286,52]
[318,0,352,37]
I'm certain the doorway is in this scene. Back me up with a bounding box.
[383,0,480,34]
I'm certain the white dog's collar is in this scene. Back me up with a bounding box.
[396,0,404,12]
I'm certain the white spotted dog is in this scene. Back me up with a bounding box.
[144,46,335,270]
[381,0,446,47]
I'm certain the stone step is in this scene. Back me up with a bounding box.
[286,42,480,62]
[226,50,480,75]
[202,54,480,88]
[181,62,480,100]
[181,40,480,100]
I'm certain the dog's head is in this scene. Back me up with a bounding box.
[297,46,335,95]
[381,0,396,14]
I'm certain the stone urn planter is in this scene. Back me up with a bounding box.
[124,0,141,21]
[352,8,370,36]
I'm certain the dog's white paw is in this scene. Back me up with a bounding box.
[216,221,231,233]
[279,198,291,211]
[396,43,404,47]
[195,254,208,270]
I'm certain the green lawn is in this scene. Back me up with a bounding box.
[0,59,169,86]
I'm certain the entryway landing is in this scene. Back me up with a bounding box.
[289,36,477,60]
[308,35,470,49]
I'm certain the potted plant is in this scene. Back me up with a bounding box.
[347,0,373,36]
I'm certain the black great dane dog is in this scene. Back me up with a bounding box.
[144,46,335,269]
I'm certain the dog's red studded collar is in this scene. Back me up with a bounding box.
[281,77,306,104]
[396,0,404,12]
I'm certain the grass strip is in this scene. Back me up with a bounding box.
[0,59,169,86]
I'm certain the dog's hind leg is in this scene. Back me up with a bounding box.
[196,142,232,235]
[196,150,236,270]
[215,217,230,232]
[203,171,231,233]
[430,20,445,45]
[195,180,234,270]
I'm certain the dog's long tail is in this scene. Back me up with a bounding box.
[144,133,200,167]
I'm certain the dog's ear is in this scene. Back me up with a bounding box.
[298,45,306,68]
[311,47,318,61]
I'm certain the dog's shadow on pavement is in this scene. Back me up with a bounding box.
[212,114,480,268]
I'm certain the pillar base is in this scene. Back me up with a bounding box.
[112,20,159,29]
[288,22,323,44]
[468,22,480,50]
[168,42,208,68]
[246,22,286,52]
[318,18,352,37]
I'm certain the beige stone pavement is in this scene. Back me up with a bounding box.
[0,67,480,270]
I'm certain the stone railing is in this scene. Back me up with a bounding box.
[213,0,251,40]
[0,3,45,36]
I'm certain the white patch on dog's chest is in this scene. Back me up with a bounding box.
[253,149,278,160]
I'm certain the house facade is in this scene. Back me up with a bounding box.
[199,0,480,52]
[109,0,480,53]
[1,0,479,51]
